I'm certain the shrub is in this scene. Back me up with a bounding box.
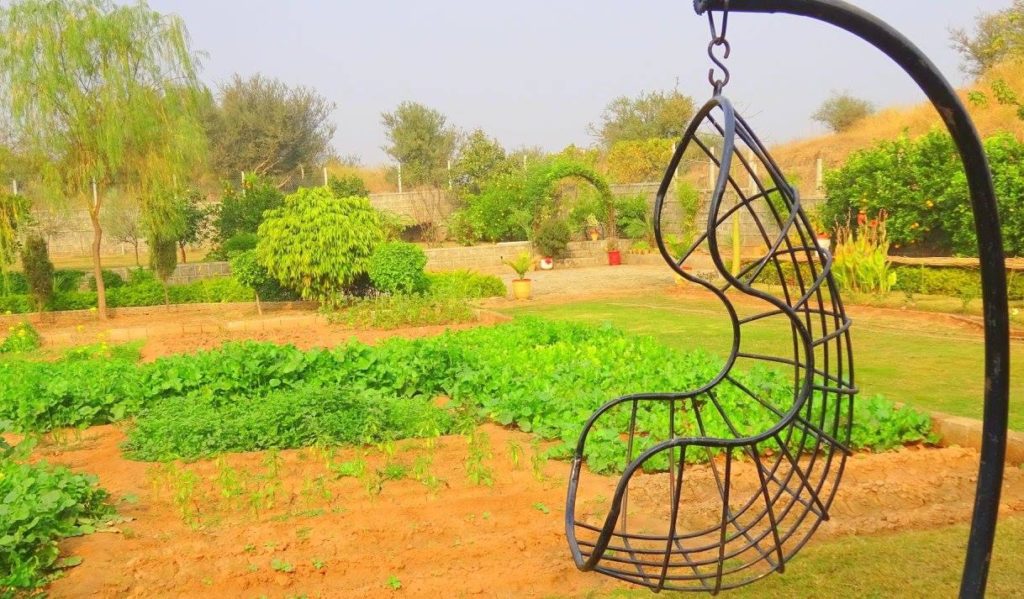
[367,241,429,295]
[257,187,386,302]
[127,267,157,286]
[823,130,1024,256]
[218,232,259,257]
[148,235,178,305]
[812,92,875,132]
[615,194,651,240]
[229,252,297,306]
[0,271,28,295]
[0,294,32,314]
[427,270,506,299]
[0,439,112,593]
[832,217,897,294]
[53,269,85,293]
[327,174,369,198]
[213,174,284,243]
[49,292,97,312]
[20,235,53,311]
[533,218,571,258]
[0,321,41,353]
[86,269,124,292]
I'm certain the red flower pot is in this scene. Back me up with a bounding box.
[607,250,622,266]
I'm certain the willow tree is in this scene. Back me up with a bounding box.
[0,0,206,317]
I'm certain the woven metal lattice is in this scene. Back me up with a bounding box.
[565,95,856,594]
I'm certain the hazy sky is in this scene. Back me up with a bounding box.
[147,0,1013,165]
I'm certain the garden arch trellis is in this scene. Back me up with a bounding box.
[524,160,617,236]
[564,1,1010,598]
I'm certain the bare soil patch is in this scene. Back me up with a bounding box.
[32,425,1024,598]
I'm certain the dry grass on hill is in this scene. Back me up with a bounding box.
[767,60,1024,195]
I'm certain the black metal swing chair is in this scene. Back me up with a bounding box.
[564,2,1011,598]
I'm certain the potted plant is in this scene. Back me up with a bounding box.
[665,234,694,284]
[503,251,534,300]
[606,239,622,266]
[584,214,602,241]
[816,231,831,251]
[533,218,570,270]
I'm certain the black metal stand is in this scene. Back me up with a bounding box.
[690,3,1008,597]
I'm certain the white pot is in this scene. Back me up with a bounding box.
[539,257,554,270]
[816,237,831,251]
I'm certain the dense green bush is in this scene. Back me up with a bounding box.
[230,250,294,310]
[533,218,571,258]
[615,193,651,240]
[367,241,429,294]
[20,235,54,311]
[258,187,386,301]
[1,271,28,295]
[54,269,85,293]
[1,439,112,593]
[218,232,258,257]
[213,175,284,244]
[0,321,41,353]
[327,174,369,198]
[0,294,32,313]
[451,158,614,244]
[822,130,1024,256]
[426,270,505,299]
[86,269,124,291]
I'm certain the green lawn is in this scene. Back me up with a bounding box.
[571,515,1024,598]
[508,293,1024,431]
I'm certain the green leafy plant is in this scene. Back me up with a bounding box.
[832,215,898,294]
[332,295,476,329]
[503,252,533,280]
[0,438,113,592]
[257,187,386,302]
[367,241,429,295]
[271,559,295,573]
[0,320,42,353]
[532,218,571,258]
[214,175,284,245]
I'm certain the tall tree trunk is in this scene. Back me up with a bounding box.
[133,241,140,267]
[179,242,187,263]
[254,290,263,316]
[89,208,108,320]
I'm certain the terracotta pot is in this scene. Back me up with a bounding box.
[607,250,622,266]
[589,229,600,241]
[511,279,532,300]
[539,257,554,270]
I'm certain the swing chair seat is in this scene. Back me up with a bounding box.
[564,95,855,594]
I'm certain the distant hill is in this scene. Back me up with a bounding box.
[770,60,1024,197]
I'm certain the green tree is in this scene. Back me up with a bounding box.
[606,138,675,183]
[328,174,369,198]
[451,129,513,196]
[175,190,210,262]
[148,234,177,306]
[951,0,1024,76]
[213,175,284,244]
[590,89,695,147]
[205,74,336,187]
[256,187,385,302]
[812,92,876,133]
[381,102,459,188]
[0,0,206,319]
[20,235,53,312]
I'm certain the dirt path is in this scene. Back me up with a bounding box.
[32,424,1024,599]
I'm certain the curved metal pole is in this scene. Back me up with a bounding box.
[693,1,1010,597]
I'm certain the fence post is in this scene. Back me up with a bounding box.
[398,164,403,194]
[707,147,716,191]
[11,179,17,195]
[815,157,824,194]
[323,167,328,187]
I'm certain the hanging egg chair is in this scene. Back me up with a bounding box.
[564,93,855,593]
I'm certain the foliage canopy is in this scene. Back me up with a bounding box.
[811,92,875,133]
[590,89,695,147]
[256,187,385,301]
[381,101,459,187]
